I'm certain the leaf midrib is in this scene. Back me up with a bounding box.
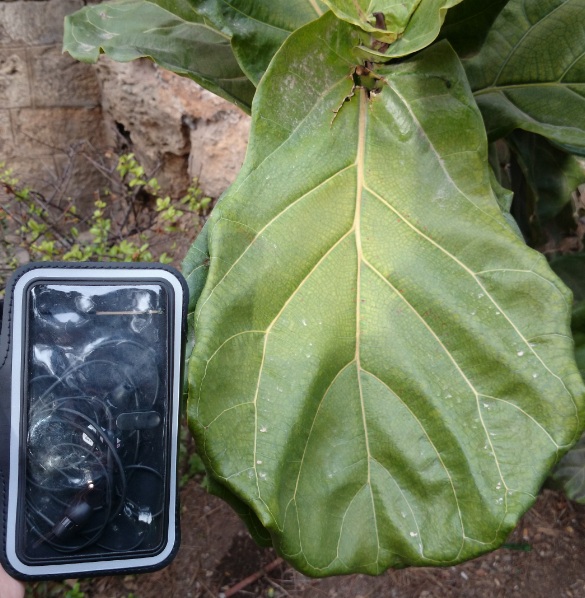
[354,88,381,568]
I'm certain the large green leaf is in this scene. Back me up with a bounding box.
[438,0,508,57]
[63,0,256,112]
[192,0,327,84]
[187,12,585,575]
[465,0,585,150]
[323,0,464,58]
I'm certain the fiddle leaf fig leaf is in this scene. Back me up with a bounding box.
[550,433,585,503]
[187,12,585,575]
[192,0,328,85]
[204,476,273,546]
[437,0,508,57]
[575,302,585,380]
[465,0,585,151]
[183,220,211,403]
[550,254,585,304]
[507,131,585,222]
[324,0,464,59]
[63,0,256,112]
[549,254,585,503]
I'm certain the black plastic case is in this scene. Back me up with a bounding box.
[0,263,187,579]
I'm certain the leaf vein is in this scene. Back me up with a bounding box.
[364,187,579,430]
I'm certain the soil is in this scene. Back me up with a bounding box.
[28,484,585,598]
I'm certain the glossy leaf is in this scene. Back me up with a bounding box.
[550,431,585,502]
[63,0,256,112]
[575,302,585,379]
[465,0,585,150]
[550,254,585,303]
[183,221,211,403]
[549,254,585,502]
[438,0,508,57]
[508,131,585,222]
[187,12,585,575]
[192,0,327,84]
[324,0,464,59]
[489,169,523,240]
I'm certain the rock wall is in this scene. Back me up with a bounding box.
[0,0,107,203]
[95,58,250,199]
[0,0,250,203]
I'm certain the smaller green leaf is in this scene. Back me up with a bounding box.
[574,302,585,380]
[550,254,585,303]
[63,0,256,112]
[549,433,585,503]
[548,253,585,503]
[192,0,327,85]
[489,168,523,240]
[324,0,464,59]
[508,131,585,223]
[465,0,585,150]
[437,0,508,57]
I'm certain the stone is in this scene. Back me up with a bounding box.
[0,0,107,205]
[10,107,106,156]
[29,45,101,108]
[0,0,251,209]
[0,48,30,108]
[188,110,250,199]
[0,110,14,157]
[6,155,59,194]
[95,57,250,198]
[0,0,84,47]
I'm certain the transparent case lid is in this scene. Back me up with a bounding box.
[19,282,172,564]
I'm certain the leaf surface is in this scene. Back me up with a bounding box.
[508,131,585,222]
[437,0,508,57]
[63,0,255,112]
[323,0,464,58]
[188,12,585,575]
[465,0,585,150]
[549,254,585,502]
[550,254,585,303]
[192,0,328,84]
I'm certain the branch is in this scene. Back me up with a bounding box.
[222,557,283,597]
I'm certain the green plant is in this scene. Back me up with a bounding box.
[65,0,585,577]
[0,154,211,296]
[179,418,206,488]
[64,582,85,598]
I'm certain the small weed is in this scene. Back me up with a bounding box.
[64,582,85,598]
[0,154,210,297]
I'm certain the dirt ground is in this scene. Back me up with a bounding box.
[25,482,585,598]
